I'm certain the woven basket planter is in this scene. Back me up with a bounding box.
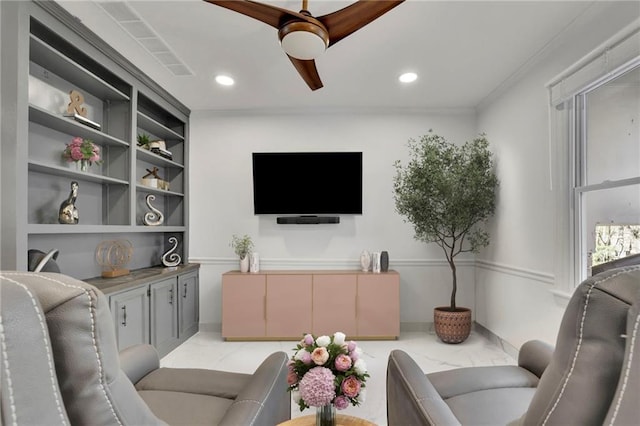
[434,307,472,344]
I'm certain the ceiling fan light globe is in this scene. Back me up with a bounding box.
[279,21,328,60]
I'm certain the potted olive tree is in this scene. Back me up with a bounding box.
[231,234,254,273]
[393,131,498,343]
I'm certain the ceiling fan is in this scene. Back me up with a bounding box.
[203,0,405,90]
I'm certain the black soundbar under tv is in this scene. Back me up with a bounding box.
[276,216,340,225]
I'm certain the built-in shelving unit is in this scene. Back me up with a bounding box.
[0,1,190,279]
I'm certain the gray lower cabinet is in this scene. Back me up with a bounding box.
[98,264,200,357]
[179,271,199,338]
[150,277,179,356]
[110,286,150,352]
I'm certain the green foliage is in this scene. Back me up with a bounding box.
[393,130,498,309]
[230,234,253,259]
[137,133,151,147]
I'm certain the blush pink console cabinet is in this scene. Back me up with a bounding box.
[221,270,400,340]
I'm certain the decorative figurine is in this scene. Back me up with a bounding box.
[372,252,381,273]
[360,250,371,272]
[162,236,181,268]
[95,240,132,278]
[143,194,164,226]
[58,181,79,224]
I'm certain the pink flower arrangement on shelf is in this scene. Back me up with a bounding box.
[287,332,369,411]
[62,137,102,165]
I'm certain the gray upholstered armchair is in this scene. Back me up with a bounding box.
[387,265,640,425]
[0,272,291,425]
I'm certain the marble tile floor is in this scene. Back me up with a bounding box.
[160,331,516,426]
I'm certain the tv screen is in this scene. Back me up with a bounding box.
[252,152,363,215]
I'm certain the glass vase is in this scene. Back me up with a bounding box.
[316,404,335,426]
[77,159,89,172]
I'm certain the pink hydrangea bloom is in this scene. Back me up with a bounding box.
[341,376,361,398]
[311,347,329,365]
[333,395,349,410]
[299,367,335,407]
[70,146,83,161]
[334,354,352,372]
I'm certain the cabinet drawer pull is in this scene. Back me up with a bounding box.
[183,282,188,298]
[121,305,127,326]
[169,288,174,305]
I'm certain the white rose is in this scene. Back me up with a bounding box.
[294,349,307,361]
[357,388,367,403]
[354,358,367,375]
[333,331,346,346]
[316,335,331,347]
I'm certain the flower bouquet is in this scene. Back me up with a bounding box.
[287,331,369,420]
[62,137,102,171]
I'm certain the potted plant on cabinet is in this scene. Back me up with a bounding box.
[231,234,254,273]
[393,130,498,343]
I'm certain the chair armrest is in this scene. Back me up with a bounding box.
[518,340,554,378]
[119,344,160,385]
[387,350,461,426]
[219,351,291,426]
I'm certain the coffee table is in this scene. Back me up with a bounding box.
[278,414,376,426]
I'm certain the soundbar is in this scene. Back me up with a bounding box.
[277,216,340,225]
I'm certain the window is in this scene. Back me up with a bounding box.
[548,24,640,289]
[573,65,640,281]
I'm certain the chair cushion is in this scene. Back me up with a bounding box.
[136,367,251,399]
[0,276,70,425]
[428,365,539,399]
[446,387,537,425]
[138,390,234,426]
[524,265,640,425]
[604,300,640,425]
[4,272,164,425]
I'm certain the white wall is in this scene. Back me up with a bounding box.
[189,110,478,330]
[475,1,640,348]
[188,1,640,344]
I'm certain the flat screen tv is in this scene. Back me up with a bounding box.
[252,152,363,215]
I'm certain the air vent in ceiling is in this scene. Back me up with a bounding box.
[96,1,193,76]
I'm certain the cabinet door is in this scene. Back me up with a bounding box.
[312,274,357,337]
[150,278,179,357]
[222,274,266,338]
[178,271,199,339]
[110,286,149,351]
[357,273,400,337]
[266,275,312,338]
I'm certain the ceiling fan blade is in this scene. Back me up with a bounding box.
[318,0,405,47]
[287,56,323,91]
[203,0,309,29]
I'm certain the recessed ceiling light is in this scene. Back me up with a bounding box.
[399,72,418,83]
[215,75,235,86]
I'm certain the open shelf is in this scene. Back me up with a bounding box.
[30,35,129,101]
[136,184,184,197]
[137,111,184,141]
[136,147,184,168]
[29,160,129,185]
[27,224,186,234]
[29,104,129,147]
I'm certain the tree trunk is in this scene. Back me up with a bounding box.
[449,259,457,310]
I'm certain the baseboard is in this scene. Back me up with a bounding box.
[199,322,221,332]
[474,322,519,359]
[400,322,432,332]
